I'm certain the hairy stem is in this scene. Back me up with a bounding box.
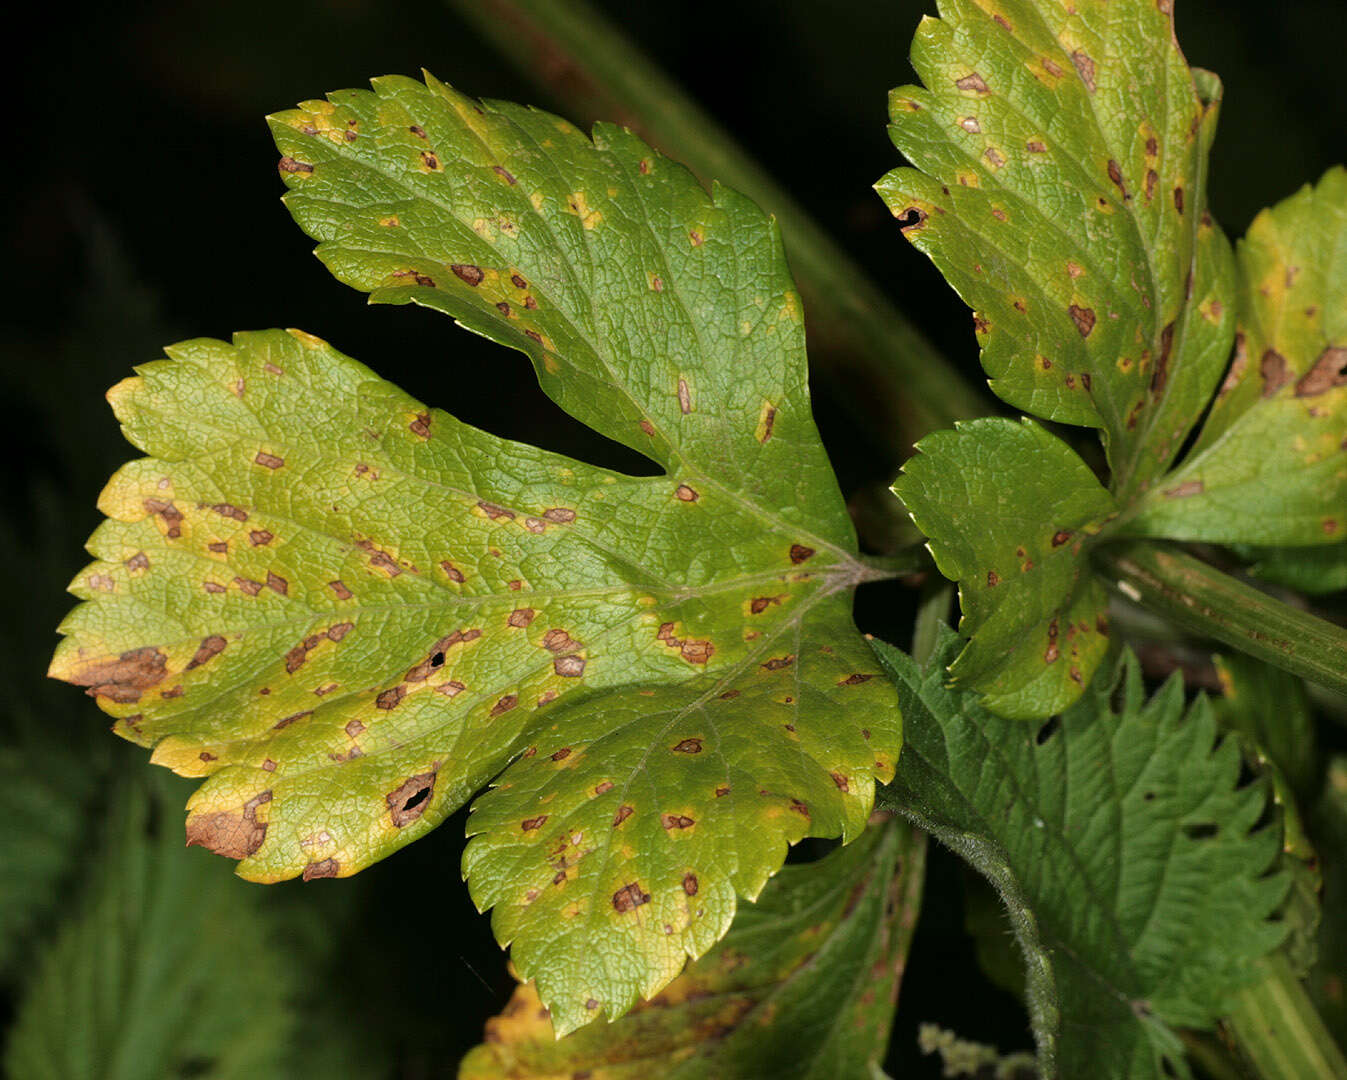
[443,0,990,462]
[1092,541,1347,699]
[1224,953,1347,1080]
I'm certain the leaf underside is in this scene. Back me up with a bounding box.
[50,75,901,1034]
[875,632,1289,1080]
[459,817,923,1080]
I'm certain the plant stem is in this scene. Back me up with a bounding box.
[1224,953,1347,1080]
[443,0,990,462]
[1092,541,1347,700]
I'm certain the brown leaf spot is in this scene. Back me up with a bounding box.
[409,124,427,138]
[789,799,809,818]
[440,562,466,583]
[211,503,248,522]
[408,412,432,439]
[683,872,699,895]
[235,577,263,596]
[662,813,695,830]
[955,72,989,93]
[1173,186,1185,214]
[1261,350,1291,397]
[252,452,284,471]
[987,570,1000,587]
[1145,169,1158,201]
[143,498,184,539]
[1052,530,1073,547]
[387,771,436,827]
[831,772,850,792]
[522,815,547,831]
[477,501,515,521]
[278,156,314,174]
[675,484,699,502]
[789,544,815,564]
[1068,305,1096,337]
[542,628,579,653]
[612,882,651,912]
[543,507,576,523]
[508,608,536,628]
[896,207,926,234]
[262,758,277,772]
[677,378,692,414]
[757,405,777,443]
[983,147,1006,169]
[1295,347,1347,397]
[303,858,339,881]
[1164,480,1204,498]
[451,263,484,286]
[64,646,168,703]
[266,572,289,596]
[494,165,517,185]
[672,737,703,754]
[554,655,586,677]
[1107,159,1129,201]
[749,595,783,614]
[420,150,440,171]
[1026,140,1047,153]
[186,635,227,671]
[490,694,518,717]
[840,673,874,686]
[762,655,795,671]
[327,622,353,643]
[248,529,274,547]
[689,230,704,246]
[1071,50,1096,91]
[186,791,271,860]
[125,551,150,573]
[681,640,714,665]
[273,710,311,730]
[376,686,406,710]
[1325,520,1339,536]
[1151,322,1176,394]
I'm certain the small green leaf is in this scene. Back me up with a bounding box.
[1127,167,1347,544]
[874,632,1290,1080]
[893,418,1115,717]
[876,0,1236,495]
[50,75,901,1032]
[1238,542,1347,596]
[459,817,924,1079]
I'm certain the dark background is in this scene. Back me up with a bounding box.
[6,1,1344,1074]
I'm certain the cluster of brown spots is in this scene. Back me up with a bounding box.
[278,157,314,174]
[541,628,580,654]
[672,737,703,754]
[273,709,311,730]
[612,882,651,912]
[749,595,785,615]
[187,790,272,860]
[1068,305,1096,338]
[554,655,586,677]
[662,813,695,830]
[284,623,350,674]
[393,269,436,288]
[1151,323,1176,394]
[186,635,227,671]
[656,622,715,665]
[789,544,815,564]
[789,799,809,818]
[1261,349,1291,398]
[387,771,437,827]
[406,412,432,439]
[613,805,634,828]
[143,498,184,539]
[1296,347,1347,397]
[1164,480,1204,498]
[303,858,339,881]
[418,150,441,171]
[125,552,150,573]
[987,570,1000,587]
[1044,618,1061,664]
[762,655,795,671]
[1071,50,1097,91]
[211,503,248,522]
[955,72,989,94]
[675,484,699,502]
[522,815,547,831]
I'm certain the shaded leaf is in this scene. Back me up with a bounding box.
[877,0,1235,496]
[50,75,901,1032]
[1127,167,1347,544]
[874,631,1289,1080]
[1238,542,1347,596]
[1310,758,1347,1045]
[1213,652,1318,806]
[893,417,1115,717]
[459,817,924,1080]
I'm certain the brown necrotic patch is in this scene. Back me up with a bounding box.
[278,156,314,174]
[522,815,547,831]
[682,872,699,895]
[64,646,168,703]
[490,694,518,717]
[541,629,580,653]
[254,452,284,470]
[672,737,703,754]
[143,498,183,539]
[661,813,695,830]
[1068,305,1096,337]
[831,772,850,792]
[409,412,432,438]
[762,656,795,671]
[750,595,784,614]
[613,805,634,827]
[302,858,339,881]
[554,655,586,677]
[1164,480,1204,498]
[186,635,227,671]
[452,264,484,286]
[840,673,874,685]
[125,551,150,573]
[675,484,699,502]
[387,771,437,827]
[789,544,815,564]
[1070,50,1096,91]
[1261,349,1291,397]
[955,72,989,93]
[211,502,248,522]
[186,791,271,860]
[1296,347,1347,397]
[612,882,651,912]
[376,685,406,710]
[508,608,536,628]
[266,572,289,596]
[440,561,466,583]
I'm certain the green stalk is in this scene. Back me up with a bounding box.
[1224,953,1347,1080]
[443,0,989,461]
[1092,541,1347,700]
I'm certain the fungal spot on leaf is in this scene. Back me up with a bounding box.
[345,720,366,738]
[789,799,809,818]
[408,124,427,138]
[1107,159,1129,201]
[490,694,518,717]
[689,230,704,247]
[749,595,784,614]
[302,858,339,881]
[762,656,795,671]
[211,503,248,522]
[143,498,184,539]
[508,608,536,628]
[125,552,150,573]
[1070,50,1096,91]
[1145,169,1158,201]
[419,150,441,171]
[677,378,692,414]
[895,207,926,234]
[675,484,699,502]
[714,785,730,798]
[983,147,1006,169]
[451,263,484,286]
[680,640,714,664]
[1151,323,1176,394]
[249,529,274,547]
[955,73,989,94]
[477,501,515,521]
[278,156,314,174]
[328,580,353,600]
[409,412,432,438]
[554,655,586,677]
[682,872,699,896]
[273,710,311,730]
[439,562,466,583]
[1295,347,1347,397]
[831,772,850,792]
[840,673,874,686]
[1051,530,1073,547]
[662,813,695,830]
[987,570,1000,587]
[756,402,777,443]
[265,572,289,596]
[542,507,576,523]
[612,882,651,912]
[376,685,406,710]
[186,790,271,860]
[235,577,263,596]
[790,544,815,564]
[64,646,168,703]
[1026,140,1047,153]
[387,771,436,827]
[1164,480,1204,498]
[959,116,981,133]
[522,815,547,831]
[613,805,633,827]
[1173,186,1185,214]
[186,635,227,671]
[672,737,703,754]
[541,629,579,653]
[1068,305,1096,337]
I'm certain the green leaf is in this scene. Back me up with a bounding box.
[50,76,901,1033]
[1238,542,1347,596]
[1127,167,1347,544]
[1310,758,1347,1047]
[458,817,924,1079]
[874,631,1290,1080]
[1213,652,1318,807]
[876,0,1236,496]
[893,418,1115,718]
[2,774,297,1080]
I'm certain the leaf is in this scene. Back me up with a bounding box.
[2,774,297,1080]
[458,817,924,1080]
[50,75,902,1033]
[1127,167,1347,544]
[1213,652,1318,807]
[876,0,1236,496]
[874,631,1290,1080]
[893,417,1115,717]
[1238,542,1347,596]
[1310,758,1347,1046]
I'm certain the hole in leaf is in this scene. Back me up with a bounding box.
[1035,715,1062,745]
[430,651,445,669]
[402,787,430,813]
[1183,822,1218,840]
